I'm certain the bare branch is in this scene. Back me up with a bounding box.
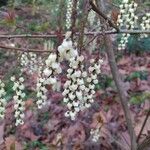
[137,109,150,143]
[0,45,50,53]
[103,34,137,150]
[0,30,149,39]
[89,0,119,32]
[71,0,78,39]
[90,0,137,149]
[78,0,90,51]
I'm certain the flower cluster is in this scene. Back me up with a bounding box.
[36,76,48,109]
[0,79,6,119]
[82,59,103,109]
[43,53,62,89]
[63,55,103,120]
[117,0,138,29]
[140,13,150,38]
[63,55,85,120]
[20,52,43,74]
[58,34,78,61]
[36,52,62,109]
[20,52,28,71]
[118,33,130,50]
[117,0,138,50]
[66,0,73,29]
[28,52,38,74]
[11,76,25,126]
[88,10,96,26]
[90,127,101,142]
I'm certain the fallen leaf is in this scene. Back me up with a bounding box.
[5,135,23,150]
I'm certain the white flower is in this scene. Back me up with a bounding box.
[85,103,91,108]
[69,111,76,120]
[89,67,94,72]
[43,68,52,76]
[67,102,73,109]
[62,89,69,96]
[74,70,81,77]
[63,98,69,103]
[87,77,92,83]
[82,71,87,78]
[13,95,18,101]
[47,53,57,64]
[93,79,98,84]
[11,76,16,82]
[74,107,80,112]
[79,85,85,91]
[49,77,57,84]
[58,39,78,61]
[73,101,79,107]
[77,55,84,62]
[91,74,97,80]
[51,62,60,69]
[65,111,70,117]
[69,93,75,100]
[67,68,73,74]
[19,77,24,82]
[70,84,78,91]
[77,79,84,85]
[76,91,82,100]
[19,84,25,90]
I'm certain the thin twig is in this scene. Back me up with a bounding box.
[78,0,90,51]
[137,109,150,143]
[82,34,98,49]
[71,0,78,39]
[0,30,149,39]
[90,1,137,149]
[0,45,50,53]
[101,131,129,150]
[89,0,119,32]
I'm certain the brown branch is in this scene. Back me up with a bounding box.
[137,135,150,150]
[103,34,137,150]
[0,34,60,39]
[82,34,98,49]
[137,109,150,143]
[78,0,90,51]
[90,0,137,149]
[0,45,50,53]
[71,0,78,39]
[0,30,149,39]
[89,0,119,32]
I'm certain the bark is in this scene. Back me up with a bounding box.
[90,0,137,149]
[103,34,137,150]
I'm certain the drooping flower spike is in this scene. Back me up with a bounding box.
[0,79,6,119]
[117,0,138,50]
[11,76,26,126]
[140,13,150,38]
[66,0,73,30]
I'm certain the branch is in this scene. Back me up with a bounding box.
[89,0,119,32]
[78,0,89,51]
[103,34,137,150]
[82,34,98,49]
[0,34,59,39]
[90,0,137,149]
[137,109,150,143]
[137,135,150,150]
[0,45,50,53]
[71,0,78,39]
[0,30,149,39]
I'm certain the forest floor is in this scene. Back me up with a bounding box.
[0,5,150,150]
